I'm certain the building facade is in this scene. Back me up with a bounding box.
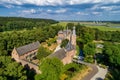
[11,41,40,73]
[12,41,40,62]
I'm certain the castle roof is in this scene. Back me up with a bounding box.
[65,41,74,51]
[58,30,63,34]
[15,41,40,56]
[48,48,66,60]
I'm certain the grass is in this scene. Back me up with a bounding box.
[53,21,120,31]
[107,23,120,27]
[71,66,91,80]
[86,25,120,31]
[41,42,58,52]
[52,22,68,27]
[52,22,79,28]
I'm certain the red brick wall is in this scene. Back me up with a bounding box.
[62,49,76,65]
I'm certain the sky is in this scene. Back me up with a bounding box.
[0,0,120,21]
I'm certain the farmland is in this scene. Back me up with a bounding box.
[56,21,120,31]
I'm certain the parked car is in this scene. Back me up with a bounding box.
[78,56,84,61]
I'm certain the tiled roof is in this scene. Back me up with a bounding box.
[58,30,63,34]
[48,48,66,60]
[15,41,40,56]
[65,41,74,51]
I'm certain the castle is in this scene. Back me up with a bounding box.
[48,26,76,64]
[11,26,76,73]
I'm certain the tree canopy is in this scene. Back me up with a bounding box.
[36,46,51,60]
[60,39,69,48]
[103,43,120,66]
[0,17,58,32]
[0,56,27,80]
[35,58,63,80]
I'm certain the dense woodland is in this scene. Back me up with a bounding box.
[0,17,120,80]
[0,17,58,32]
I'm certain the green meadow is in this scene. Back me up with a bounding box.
[86,25,120,31]
[55,22,120,31]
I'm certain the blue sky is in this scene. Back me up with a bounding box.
[0,0,120,21]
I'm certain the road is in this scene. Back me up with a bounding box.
[73,59,99,80]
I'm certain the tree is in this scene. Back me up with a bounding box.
[4,62,27,80]
[36,46,51,60]
[35,58,63,80]
[83,42,96,63]
[76,25,95,44]
[66,23,74,30]
[103,43,120,66]
[60,39,69,48]
[0,56,27,80]
[83,42,96,56]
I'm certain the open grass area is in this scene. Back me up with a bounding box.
[52,22,68,27]
[107,23,120,27]
[52,22,79,28]
[53,21,120,31]
[41,42,58,52]
[86,25,120,31]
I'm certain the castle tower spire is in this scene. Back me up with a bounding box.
[73,26,76,36]
[72,26,76,46]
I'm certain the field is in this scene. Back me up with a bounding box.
[52,22,78,28]
[86,25,120,31]
[55,22,120,31]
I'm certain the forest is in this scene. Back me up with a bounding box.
[0,17,58,32]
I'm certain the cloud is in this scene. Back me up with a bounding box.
[1,0,120,21]
[111,10,120,14]
[1,0,120,6]
[90,4,120,12]
[55,9,67,13]
[20,9,36,14]
[3,4,14,8]
[76,12,88,15]
[92,12,101,15]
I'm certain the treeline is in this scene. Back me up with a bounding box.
[0,25,62,56]
[72,23,120,43]
[0,17,58,32]
[95,29,120,42]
